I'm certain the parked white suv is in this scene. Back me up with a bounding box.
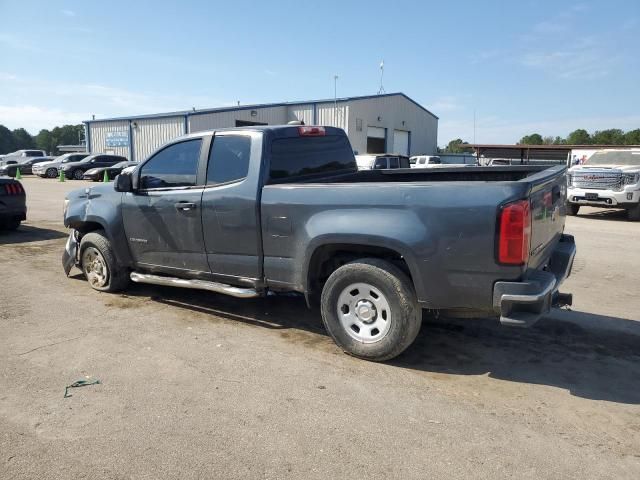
[567,150,640,221]
[32,153,89,178]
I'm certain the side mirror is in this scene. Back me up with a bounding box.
[114,171,133,192]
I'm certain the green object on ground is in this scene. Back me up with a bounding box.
[103,170,109,182]
[59,169,65,182]
[15,168,22,180]
[64,378,101,398]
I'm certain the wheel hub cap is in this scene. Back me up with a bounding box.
[355,300,377,323]
[337,282,392,344]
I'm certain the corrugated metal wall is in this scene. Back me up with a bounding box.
[347,95,438,155]
[89,121,130,158]
[189,106,288,132]
[287,104,314,124]
[315,103,349,132]
[132,116,185,162]
[88,95,438,160]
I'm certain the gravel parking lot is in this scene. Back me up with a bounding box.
[1,177,639,479]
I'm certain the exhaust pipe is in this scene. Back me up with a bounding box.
[130,272,260,298]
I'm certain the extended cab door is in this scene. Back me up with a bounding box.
[201,131,263,283]
[122,138,209,274]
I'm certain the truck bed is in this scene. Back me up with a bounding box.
[304,165,556,184]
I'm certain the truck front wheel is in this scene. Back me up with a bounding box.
[627,203,640,221]
[566,203,580,216]
[79,231,129,292]
[320,258,422,362]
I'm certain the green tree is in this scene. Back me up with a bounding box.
[0,125,17,154]
[623,129,640,145]
[35,129,54,154]
[444,138,472,153]
[12,128,35,149]
[518,133,543,145]
[591,129,624,145]
[552,136,566,145]
[566,129,590,145]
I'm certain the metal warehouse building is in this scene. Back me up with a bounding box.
[85,93,438,162]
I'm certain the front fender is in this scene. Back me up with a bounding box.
[64,185,134,267]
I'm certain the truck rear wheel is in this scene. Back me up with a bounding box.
[79,231,129,292]
[627,204,640,221]
[566,204,580,216]
[320,258,422,362]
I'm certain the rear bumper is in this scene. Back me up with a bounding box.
[492,234,576,327]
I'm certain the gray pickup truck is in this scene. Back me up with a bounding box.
[63,125,576,361]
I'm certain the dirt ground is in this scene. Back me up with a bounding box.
[1,177,639,479]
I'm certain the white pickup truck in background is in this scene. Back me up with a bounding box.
[567,150,640,220]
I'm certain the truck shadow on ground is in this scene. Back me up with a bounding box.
[0,225,66,244]
[121,283,640,405]
[576,209,629,222]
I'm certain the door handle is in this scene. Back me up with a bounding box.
[174,202,197,211]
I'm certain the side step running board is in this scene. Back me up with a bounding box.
[130,272,260,298]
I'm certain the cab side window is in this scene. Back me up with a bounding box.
[206,136,251,185]
[374,157,387,169]
[140,139,202,189]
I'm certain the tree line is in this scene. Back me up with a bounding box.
[0,124,84,156]
[442,128,640,153]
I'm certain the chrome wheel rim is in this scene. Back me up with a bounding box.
[46,169,57,178]
[82,247,108,288]
[337,282,391,343]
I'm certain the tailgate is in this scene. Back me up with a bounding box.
[526,166,567,269]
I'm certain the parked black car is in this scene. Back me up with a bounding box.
[62,154,128,180]
[0,177,26,231]
[0,157,54,177]
[83,161,138,182]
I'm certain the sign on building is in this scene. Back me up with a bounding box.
[106,131,129,147]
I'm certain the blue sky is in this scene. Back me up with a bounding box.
[0,0,638,145]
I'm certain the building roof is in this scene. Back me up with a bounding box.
[84,92,438,124]
[466,143,640,162]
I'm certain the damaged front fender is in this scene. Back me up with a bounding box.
[62,229,79,276]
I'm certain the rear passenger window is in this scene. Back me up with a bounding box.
[388,157,399,168]
[207,136,251,185]
[140,139,202,189]
[374,158,387,169]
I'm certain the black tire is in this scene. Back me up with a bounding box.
[320,258,422,362]
[45,168,58,178]
[566,203,580,216]
[72,169,84,180]
[627,204,640,221]
[79,231,129,292]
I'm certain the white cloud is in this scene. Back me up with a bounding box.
[0,72,229,132]
[61,9,76,17]
[0,105,88,133]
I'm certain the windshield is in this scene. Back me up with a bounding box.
[585,151,640,166]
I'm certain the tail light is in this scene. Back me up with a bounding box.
[298,126,326,137]
[498,199,531,265]
[3,183,24,196]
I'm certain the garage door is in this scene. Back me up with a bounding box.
[393,130,409,156]
[367,126,386,153]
